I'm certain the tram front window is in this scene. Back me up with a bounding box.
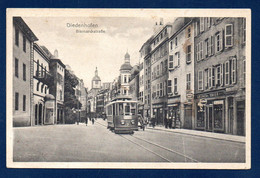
[131,103,136,115]
[119,103,124,115]
[125,103,130,115]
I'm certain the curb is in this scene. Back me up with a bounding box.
[146,127,245,144]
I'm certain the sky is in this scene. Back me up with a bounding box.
[23,16,172,89]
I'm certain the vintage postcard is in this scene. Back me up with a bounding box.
[6,8,251,169]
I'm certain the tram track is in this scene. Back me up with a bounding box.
[96,121,199,162]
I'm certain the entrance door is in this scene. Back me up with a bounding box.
[184,105,192,129]
[237,101,245,136]
[39,104,42,125]
[57,109,60,124]
[207,106,213,131]
[35,104,38,125]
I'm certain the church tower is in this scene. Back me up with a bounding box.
[119,52,133,96]
[92,67,101,89]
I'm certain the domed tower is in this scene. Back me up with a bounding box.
[119,52,133,96]
[92,67,101,89]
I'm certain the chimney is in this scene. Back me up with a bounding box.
[160,18,164,26]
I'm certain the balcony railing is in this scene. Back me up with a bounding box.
[34,70,54,85]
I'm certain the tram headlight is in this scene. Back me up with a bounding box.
[131,120,135,125]
[121,120,125,125]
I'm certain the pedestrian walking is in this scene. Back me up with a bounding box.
[165,113,168,128]
[151,115,156,128]
[85,117,88,126]
[169,111,173,129]
[92,117,95,125]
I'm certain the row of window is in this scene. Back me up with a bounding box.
[151,43,168,64]
[168,45,192,70]
[36,82,48,94]
[152,28,168,47]
[139,75,144,86]
[15,27,27,53]
[196,24,235,62]
[152,81,167,99]
[144,94,150,105]
[34,60,48,78]
[197,58,238,91]
[151,60,167,80]
[138,91,144,102]
[15,58,26,81]
[169,27,191,51]
[167,73,191,95]
[14,92,26,111]
[122,74,131,84]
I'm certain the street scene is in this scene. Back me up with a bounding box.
[13,119,245,162]
[10,11,248,166]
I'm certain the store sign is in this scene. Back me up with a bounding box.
[214,100,224,105]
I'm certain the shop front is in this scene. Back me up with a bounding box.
[152,103,166,125]
[195,95,225,133]
[195,89,245,135]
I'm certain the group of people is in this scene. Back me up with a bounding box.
[84,116,96,126]
[149,112,178,129]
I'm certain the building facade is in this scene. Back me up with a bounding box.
[167,17,195,129]
[129,65,140,102]
[150,20,172,125]
[119,52,133,96]
[194,17,246,136]
[49,50,65,124]
[32,43,55,126]
[13,17,38,127]
[87,67,101,118]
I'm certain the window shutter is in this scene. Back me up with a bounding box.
[201,71,204,90]
[220,30,223,51]
[225,61,230,85]
[220,63,224,86]
[211,36,214,55]
[208,37,211,56]
[225,24,233,47]
[200,17,204,32]
[200,42,203,60]
[231,58,237,84]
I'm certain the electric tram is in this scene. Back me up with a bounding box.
[105,96,138,134]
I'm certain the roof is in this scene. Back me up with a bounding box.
[92,75,101,81]
[120,63,133,71]
[125,52,130,58]
[44,94,55,101]
[13,17,38,42]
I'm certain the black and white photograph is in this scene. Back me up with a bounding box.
[6,9,251,169]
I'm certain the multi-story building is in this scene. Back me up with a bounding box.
[150,19,172,125]
[138,62,144,116]
[129,65,140,102]
[119,52,133,96]
[13,17,38,127]
[141,38,153,120]
[32,43,55,125]
[167,17,195,129]
[49,49,65,124]
[87,67,101,118]
[194,17,246,136]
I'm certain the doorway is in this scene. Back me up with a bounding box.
[237,101,245,136]
[39,103,43,125]
[206,105,213,131]
[184,105,192,129]
[35,104,38,125]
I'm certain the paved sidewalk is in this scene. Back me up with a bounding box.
[146,125,245,143]
[96,119,245,143]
